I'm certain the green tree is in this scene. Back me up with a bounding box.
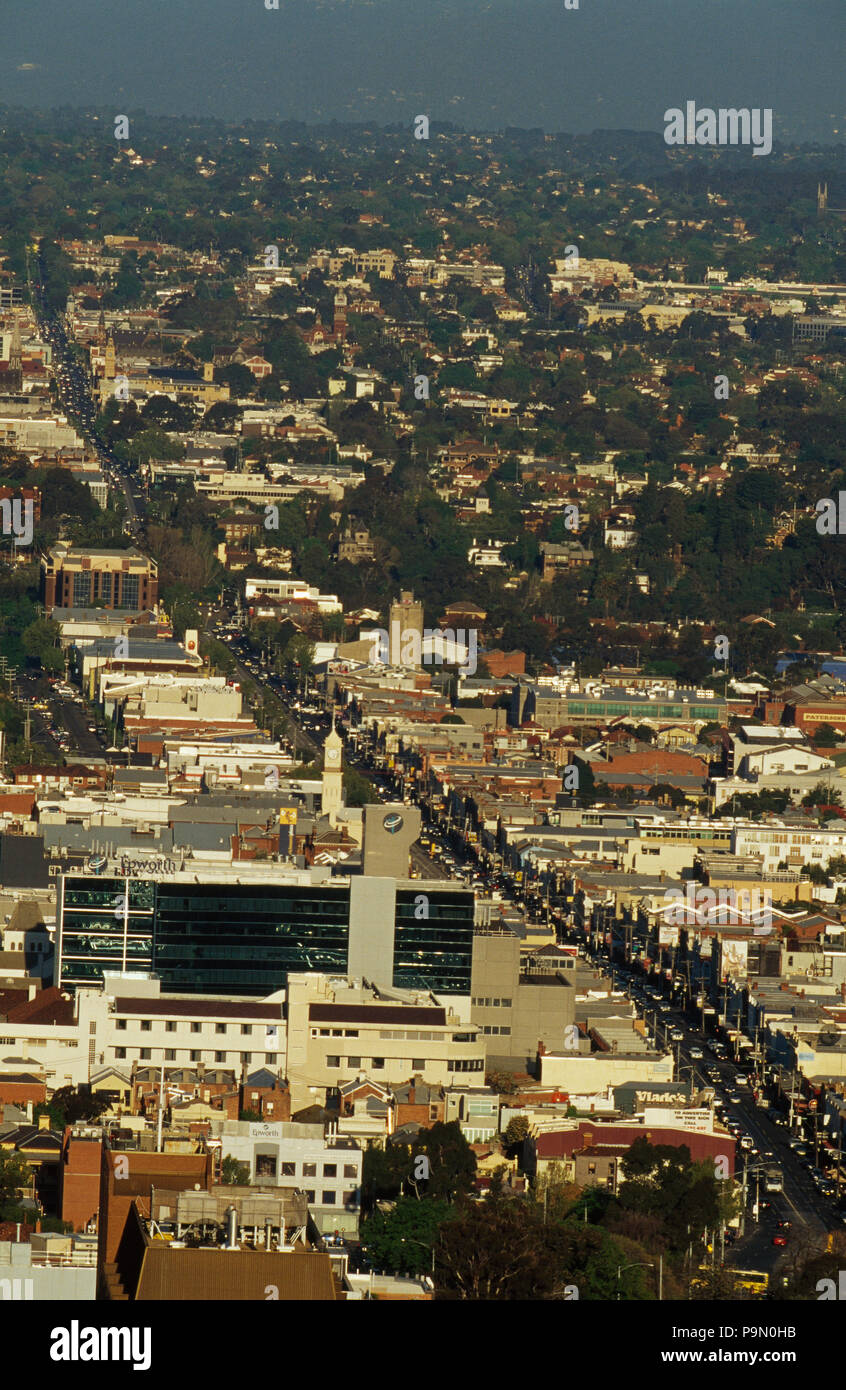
[216,363,257,397]
[0,1151,31,1205]
[489,1071,520,1096]
[360,1196,452,1275]
[38,1086,110,1127]
[220,1156,251,1185]
[361,1142,412,1212]
[435,1197,553,1300]
[504,1115,530,1148]
[802,782,842,809]
[413,1121,476,1201]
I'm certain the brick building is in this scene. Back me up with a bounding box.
[392,1078,445,1129]
[59,1126,103,1233]
[0,1071,46,1108]
[240,1068,290,1122]
[41,543,158,611]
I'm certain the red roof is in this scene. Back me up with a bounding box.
[0,986,74,1025]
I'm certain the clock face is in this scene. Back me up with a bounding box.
[326,748,339,764]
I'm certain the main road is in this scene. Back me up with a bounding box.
[29,245,144,534]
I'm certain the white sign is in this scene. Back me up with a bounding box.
[249,1122,283,1141]
[642,1106,714,1133]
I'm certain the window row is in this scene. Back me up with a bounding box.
[114,1048,278,1064]
[326,1056,429,1071]
[377,1030,440,1041]
[116,1019,267,1034]
[256,1159,358,1180]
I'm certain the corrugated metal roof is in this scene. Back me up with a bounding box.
[136,1247,338,1300]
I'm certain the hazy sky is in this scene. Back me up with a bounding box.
[1,0,844,142]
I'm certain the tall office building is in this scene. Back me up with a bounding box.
[56,863,475,998]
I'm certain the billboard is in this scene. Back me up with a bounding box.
[722,938,749,980]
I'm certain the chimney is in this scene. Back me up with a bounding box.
[408,1081,415,1106]
[224,1205,239,1251]
[38,1113,50,1131]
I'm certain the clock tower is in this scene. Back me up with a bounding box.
[322,724,344,825]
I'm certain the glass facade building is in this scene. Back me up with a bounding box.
[57,874,475,997]
[393,887,475,994]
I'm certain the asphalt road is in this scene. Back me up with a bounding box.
[15,671,108,763]
[620,972,836,1280]
[208,628,322,761]
[31,257,144,534]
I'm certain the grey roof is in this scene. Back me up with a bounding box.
[87,639,196,661]
[170,795,291,821]
[41,825,175,854]
[0,834,50,889]
[51,607,154,623]
[574,870,671,892]
[245,1067,282,1088]
[114,768,169,788]
[509,825,639,843]
[592,769,707,790]
[172,823,233,852]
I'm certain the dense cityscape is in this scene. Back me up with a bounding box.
[0,1,843,1361]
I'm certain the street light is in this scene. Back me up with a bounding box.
[399,1236,436,1277]
[616,1257,662,1301]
